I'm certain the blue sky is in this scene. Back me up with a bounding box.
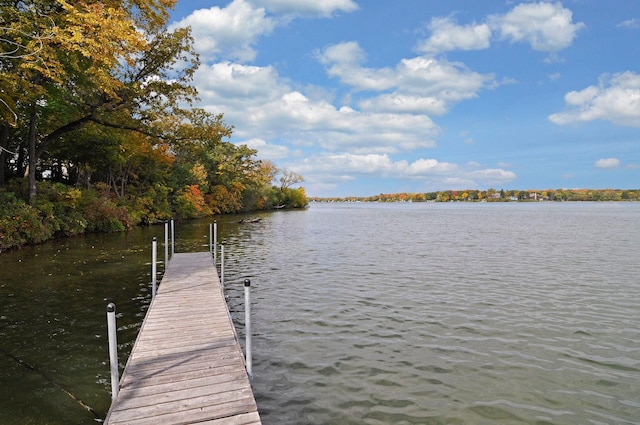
[169,1,640,197]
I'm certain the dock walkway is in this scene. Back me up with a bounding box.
[104,252,261,425]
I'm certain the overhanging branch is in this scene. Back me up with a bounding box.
[88,116,158,138]
[35,114,160,159]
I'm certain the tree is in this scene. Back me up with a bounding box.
[0,0,199,203]
[284,186,307,208]
[166,112,261,212]
[1,0,310,228]
[436,191,451,202]
[2,1,137,199]
[277,170,304,206]
[241,160,278,210]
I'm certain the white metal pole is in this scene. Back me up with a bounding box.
[164,221,169,270]
[151,237,157,299]
[209,223,213,255]
[213,221,217,263]
[244,279,253,381]
[171,219,175,256]
[220,242,225,287]
[106,303,119,400]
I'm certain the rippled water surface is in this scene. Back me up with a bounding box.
[223,202,640,425]
[1,202,639,424]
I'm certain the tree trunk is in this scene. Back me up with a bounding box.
[16,140,25,178]
[28,107,37,204]
[0,123,8,186]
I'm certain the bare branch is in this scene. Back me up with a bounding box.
[0,145,17,155]
[0,97,18,126]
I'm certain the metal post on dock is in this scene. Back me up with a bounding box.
[151,237,157,299]
[220,241,225,287]
[209,223,213,255]
[164,221,169,270]
[213,221,218,262]
[244,279,253,381]
[171,219,175,256]
[106,303,120,400]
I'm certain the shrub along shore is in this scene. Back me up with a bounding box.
[0,180,307,253]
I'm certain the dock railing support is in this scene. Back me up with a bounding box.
[151,237,157,299]
[106,303,119,400]
[209,223,213,255]
[164,221,169,270]
[213,221,218,262]
[171,219,175,256]
[220,241,226,287]
[244,279,253,381]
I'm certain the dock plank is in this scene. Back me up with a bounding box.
[104,252,261,425]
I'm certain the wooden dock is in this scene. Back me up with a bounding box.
[104,252,261,425]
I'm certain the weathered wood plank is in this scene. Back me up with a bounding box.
[199,412,262,425]
[118,347,242,375]
[111,380,252,411]
[118,369,250,397]
[104,252,261,425]
[197,412,262,425]
[107,396,258,425]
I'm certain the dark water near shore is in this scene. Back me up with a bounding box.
[1,202,639,424]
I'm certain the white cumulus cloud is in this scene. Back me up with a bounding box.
[248,0,358,18]
[595,158,620,169]
[316,42,397,91]
[415,2,583,56]
[293,154,516,193]
[317,42,493,115]
[418,16,491,54]
[549,72,640,127]
[617,18,640,29]
[296,153,458,178]
[405,158,458,175]
[193,61,439,154]
[170,0,276,62]
[170,0,359,63]
[490,2,584,52]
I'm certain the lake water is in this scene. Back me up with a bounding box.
[1,202,639,424]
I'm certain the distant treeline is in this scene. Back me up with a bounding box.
[311,188,640,203]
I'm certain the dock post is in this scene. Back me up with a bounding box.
[151,237,157,299]
[171,219,175,256]
[164,221,169,270]
[220,241,225,287]
[213,221,218,263]
[209,223,213,255]
[106,303,119,400]
[244,279,253,381]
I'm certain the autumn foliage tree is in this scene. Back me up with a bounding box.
[0,0,197,203]
[0,0,308,250]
